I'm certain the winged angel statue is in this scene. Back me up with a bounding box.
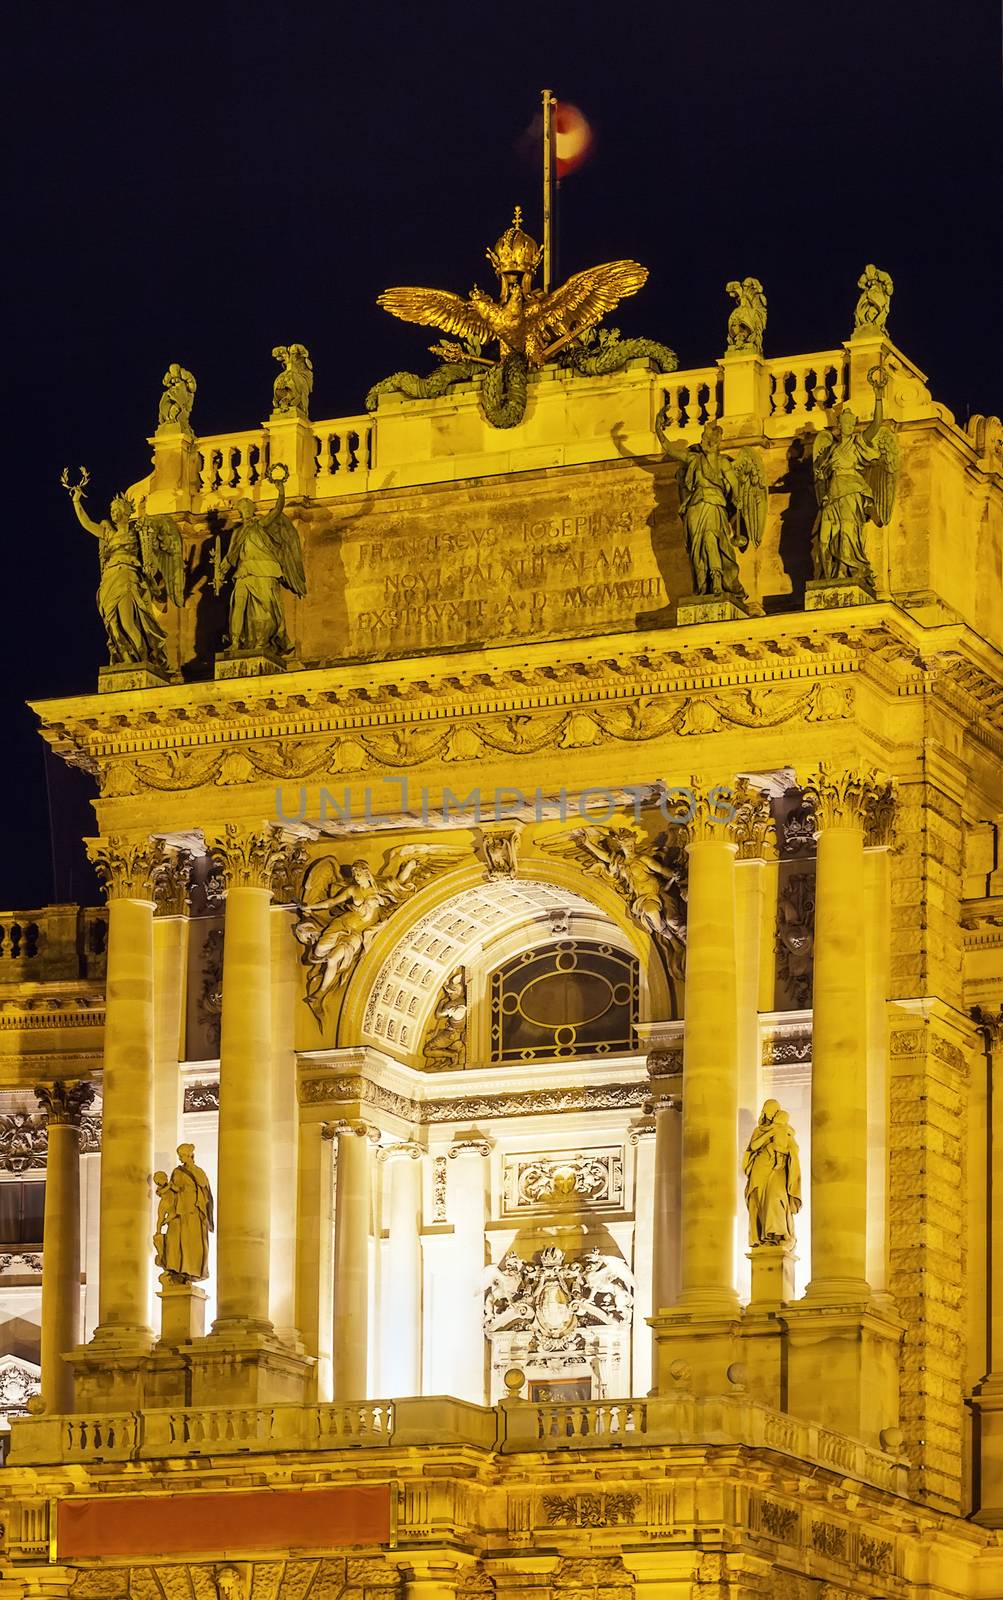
[62,467,183,668]
[293,845,462,1023]
[368,208,676,428]
[654,413,767,605]
[811,363,899,591]
[553,825,687,980]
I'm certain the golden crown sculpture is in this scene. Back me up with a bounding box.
[486,207,543,279]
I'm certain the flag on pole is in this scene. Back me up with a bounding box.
[539,92,594,293]
[553,102,593,176]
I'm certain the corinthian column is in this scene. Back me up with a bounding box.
[85,835,167,1347]
[800,765,887,1302]
[34,1081,95,1412]
[208,825,300,1333]
[331,1119,379,1398]
[676,783,747,1314]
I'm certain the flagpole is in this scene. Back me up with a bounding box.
[541,87,555,293]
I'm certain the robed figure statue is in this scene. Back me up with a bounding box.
[214,461,306,656]
[655,415,767,605]
[153,1143,214,1282]
[742,1100,802,1247]
[811,364,899,591]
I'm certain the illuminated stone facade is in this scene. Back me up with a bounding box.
[1,301,1002,1597]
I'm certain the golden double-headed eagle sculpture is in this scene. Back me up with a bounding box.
[377,207,648,367]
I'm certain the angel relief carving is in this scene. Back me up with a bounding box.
[811,363,899,592]
[549,826,686,978]
[61,467,184,669]
[293,845,462,1022]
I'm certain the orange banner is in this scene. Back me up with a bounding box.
[57,1483,393,1559]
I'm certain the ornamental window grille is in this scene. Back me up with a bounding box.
[489,940,638,1062]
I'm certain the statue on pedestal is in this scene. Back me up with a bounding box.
[157,364,197,431]
[271,344,313,417]
[62,467,184,668]
[654,416,767,603]
[153,1143,213,1282]
[213,462,306,656]
[811,365,899,589]
[742,1099,802,1246]
[725,278,767,354]
[852,264,893,336]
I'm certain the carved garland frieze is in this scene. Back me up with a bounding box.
[503,1150,624,1213]
[0,1107,101,1170]
[94,678,856,796]
[70,1560,401,1600]
[543,1491,640,1527]
[299,1073,649,1122]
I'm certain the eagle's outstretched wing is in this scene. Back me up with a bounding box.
[536,261,649,345]
[732,448,768,549]
[865,424,900,527]
[377,286,496,347]
[137,513,185,605]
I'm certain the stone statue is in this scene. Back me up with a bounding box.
[153,1143,213,1282]
[61,467,185,668]
[157,363,197,431]
[725,278,767,354]
[474,823,521,879]
[294,844,462,1022]
[811,365,899,590]
[563,825,686,978]
[271,344,314,417]
[776,873,815,1008]
[423,970,467,1069]
[742,1100,802,1247]
[852,264,893,336]
[655,417,767,605]
[213,463,306,656]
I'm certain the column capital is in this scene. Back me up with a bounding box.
[801,764,894,836]
[207,825,306,893]
[974,1006,1003,1050]
[447,1136,493,1159]
[153,852,192,916]
[86,835,169,901]
[34,1080,96,1127]
[377,1139,424,1164]
[730,778,778,860]
[325,1118,381,1143]
[667,774,742,846]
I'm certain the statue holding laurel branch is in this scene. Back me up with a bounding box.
[212,461,306,655]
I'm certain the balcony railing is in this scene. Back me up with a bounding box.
[7,1392,907,1495]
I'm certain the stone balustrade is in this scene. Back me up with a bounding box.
[0,904,108,986]
[141,334,941,517]
[7,1394,908,1494]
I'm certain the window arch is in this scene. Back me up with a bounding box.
[489,939,638,1062]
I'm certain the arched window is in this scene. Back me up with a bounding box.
[489,940,638,1062]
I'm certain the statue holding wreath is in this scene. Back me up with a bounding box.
[213,462,306,655]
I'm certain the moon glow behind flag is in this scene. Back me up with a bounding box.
[554,102,592,176]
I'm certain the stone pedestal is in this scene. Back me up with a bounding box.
[804,579,875,611]
[157,1278,207,1346]
[748,1243,796,1311]
[265,413,318,498]
[147,423,199,513]
[187,1332,311,1407]
[971,1379,1003,1526]
[784,1302,905,1446]
[214,648,288,680]
[649,1309,742,1397]
[720,351,769,435]
[675,593,748,626]
[98,662,173,694]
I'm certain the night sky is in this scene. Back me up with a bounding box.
[4,1,1001,910]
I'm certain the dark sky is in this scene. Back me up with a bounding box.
[4,0,1001,909]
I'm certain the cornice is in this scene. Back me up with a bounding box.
[28,610,1003,783]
